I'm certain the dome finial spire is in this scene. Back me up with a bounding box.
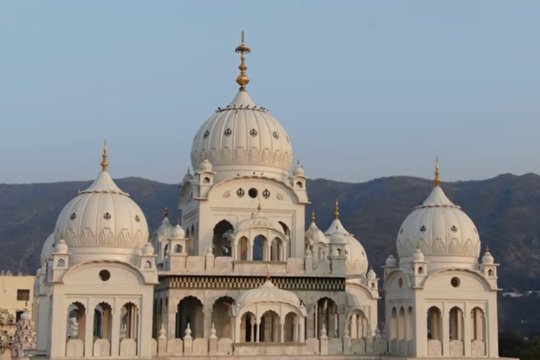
[434,156,441,187]
[235,31,251,91]
[334,199,340,219]
[100,139,109,171]
[311,209,316,223]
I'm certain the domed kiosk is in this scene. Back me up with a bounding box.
[37,145,158,359]
[383,161,500,358]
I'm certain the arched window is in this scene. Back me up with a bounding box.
[390,308,397,340]
[120,302,138,340]
[284,312,300,342]
[348,310,368,339]
[427,306,442,341]
[174,244,182,253]
[398,307,405,340]
[449,307,463,341]
[238,236,249,261]
[240,312,256,342]
[57,258,65,267]
[66,302,86,340]
[253,235,267,261]
[94,302,113,344]
[270,237,284,261]
[260,310,280,342]
[213,220,234,256]
[471,307,485,341]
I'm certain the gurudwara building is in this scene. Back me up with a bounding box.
[27,37,506,360]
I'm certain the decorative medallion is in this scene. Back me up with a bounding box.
[103,212,112,220]
[262,189,270,198]
[135,215,140,222]
[250,128,258,137]
[420,225,426,232]
[224,128,232,136]
[203,130,210,139]
[236,188,245,197]
[70,212,77,220]
[272,131,279,139]
[451,225,458,232]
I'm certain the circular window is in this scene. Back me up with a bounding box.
[451,277,461,287]
[248,188,258,198]
[99,270,111,282]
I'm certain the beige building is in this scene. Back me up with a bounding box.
[32,36,514,360]
[0,273,34,322]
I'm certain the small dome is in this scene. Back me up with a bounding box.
[198,159,213,172]
[396,185,481,265]
[237,213,284,235]
[157,216,173,237]
[171,224,186,239]
[142,242,155,256]
[305,221,328,245]
[367,268,377,280]
[40,233,55,264]
[385,254,398,267]
[237,279,301,308]
[412,248,425,261]
[191,90,293,181]
[54,168,149,259]
[54,238,69,254]
[482,248,494,264]
[293,162,305,177]
[325,218,369,275]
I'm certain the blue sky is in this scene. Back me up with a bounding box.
[0,1,539,184]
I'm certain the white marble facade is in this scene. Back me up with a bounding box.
[33,38,505,359]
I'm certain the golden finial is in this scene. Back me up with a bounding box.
[434,157,441,187]
[334,199,340,219]
[311,209,316,223]
[163,208,169,218]
[100,140,109,171]
[235,31,251,91]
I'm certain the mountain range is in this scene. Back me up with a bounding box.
[1,174,539,335]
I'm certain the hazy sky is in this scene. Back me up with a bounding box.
[1,1,539,184]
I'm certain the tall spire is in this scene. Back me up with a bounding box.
[100,140,109,171]
[434,157,441,187]
[235,31,251,91]
[311,209,316,223]
[334,199,340,219]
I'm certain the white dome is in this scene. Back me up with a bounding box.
[385,254,398,267]
[305,221,328,245]
[325,218,369,276]
[237,280,301,308]
[54,169,149,258]
[396,185,481,264]
[191,90,293,181]
[171,224,185,239]
[40,233,55,264]
[482,248,494,264]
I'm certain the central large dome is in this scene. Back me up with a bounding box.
[191,90,293,180]
[190,38,293,180]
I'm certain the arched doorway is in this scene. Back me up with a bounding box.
[120,302,138,340]
[238,236,249,260]
[270,237,284,261]
[284,312,299,342]
[212,297,235,338]
[176,296,203,338]
[348,310,368,339]
[315,297,339,339]
[213,220,234,256]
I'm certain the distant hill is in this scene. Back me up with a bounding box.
[1,174,540,335]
